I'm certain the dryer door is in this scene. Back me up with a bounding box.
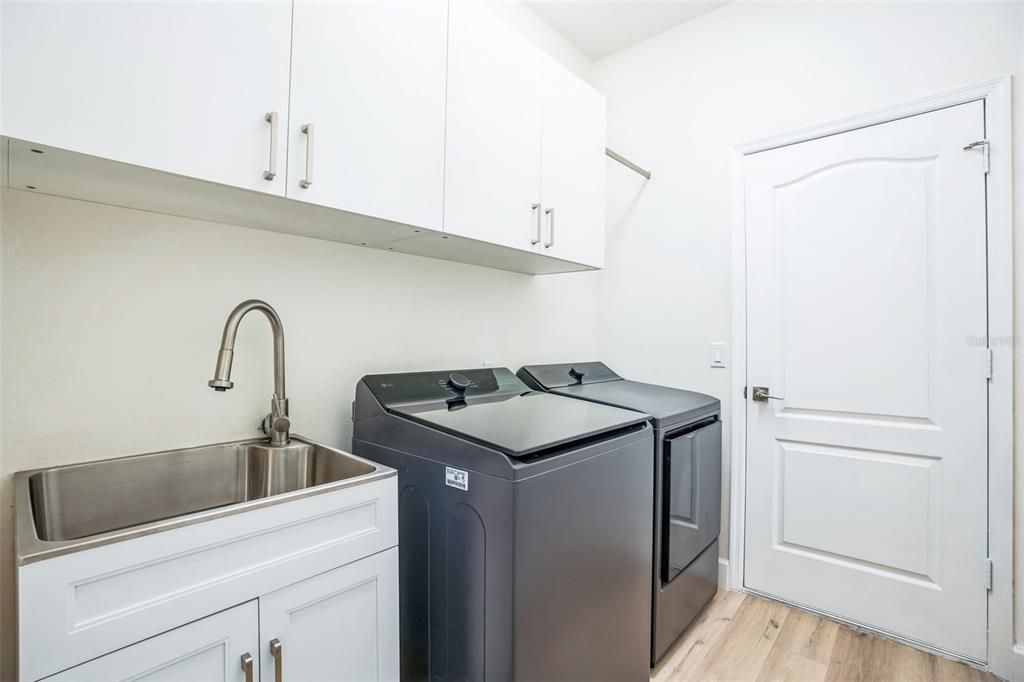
[662,419,722,583]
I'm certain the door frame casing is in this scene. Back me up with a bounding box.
[728,76,1013,679]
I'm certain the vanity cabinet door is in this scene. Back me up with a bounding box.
[259,548,399,682]
[41,602,259,682]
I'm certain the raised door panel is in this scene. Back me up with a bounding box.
[288,1,447,230]
[539,57,606,268]
[1,1,291,195]
[259,548,399,682]
[43,602,258,682]
[443,1,543,251]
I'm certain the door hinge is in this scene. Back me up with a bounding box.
[963,140,990,174]
[985,348,993,380]
[985,558,993,590]
[743,386,747,399]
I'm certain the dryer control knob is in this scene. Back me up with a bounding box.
[448,372,472,391]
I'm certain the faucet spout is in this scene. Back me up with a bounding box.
[209,299,290,445]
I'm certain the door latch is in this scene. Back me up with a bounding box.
[963,140,990,174]
[751,386,783,403]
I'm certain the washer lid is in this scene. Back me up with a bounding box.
[518,362,720,429]
[393,391,648,458]
[363,368,649,457]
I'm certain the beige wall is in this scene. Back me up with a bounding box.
[0,189,601,679]
[592,0,1023,670]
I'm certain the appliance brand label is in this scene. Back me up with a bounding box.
[445,466,469,491]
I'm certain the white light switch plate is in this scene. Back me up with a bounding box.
[710,342,727,368]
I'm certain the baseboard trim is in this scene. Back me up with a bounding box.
[1011,643,1024,682]
[718,557,729,589]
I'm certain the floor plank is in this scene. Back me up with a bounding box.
[654,592,1000,682]
[652,590,748,681]
[686,595,790,681]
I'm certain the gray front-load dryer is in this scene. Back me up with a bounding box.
[351,367,654,682]
[517,362,721,666]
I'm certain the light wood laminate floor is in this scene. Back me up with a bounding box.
[652,591,999,682]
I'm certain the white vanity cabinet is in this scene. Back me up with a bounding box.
[19,475,399,682]
[1,1,292,195]
[42,551,400,682]
[286,1,448,230]
[43,602,260,682]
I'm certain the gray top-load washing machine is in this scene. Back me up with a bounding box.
[351,367,655,682]
[517,362,721,666]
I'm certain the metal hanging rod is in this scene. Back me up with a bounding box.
[605,147,651,180]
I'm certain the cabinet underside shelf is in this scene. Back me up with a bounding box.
[2,138,598,276]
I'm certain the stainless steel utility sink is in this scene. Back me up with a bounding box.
[15,436,393,564]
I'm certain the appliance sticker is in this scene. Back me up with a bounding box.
[445,466,469,491]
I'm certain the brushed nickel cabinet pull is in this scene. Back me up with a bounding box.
[530,203,542,245]
[240,653,254,682]
[270,638,283,682]
[300,124,314,189]
[263,112,278,181]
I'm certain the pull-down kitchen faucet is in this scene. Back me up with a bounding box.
[209,299,290,445]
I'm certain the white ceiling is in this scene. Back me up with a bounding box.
[524,1,728,60]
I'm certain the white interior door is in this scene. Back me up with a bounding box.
[288,0,447,230]
[743,101,989,660]
[443,0,543,251]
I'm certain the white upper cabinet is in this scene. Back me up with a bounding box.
[1,1,291,195]
[539,56,606,268]
[1,0,607,272]
[288,1,447,230]
[443,0,544,251]
[444,2,606,267]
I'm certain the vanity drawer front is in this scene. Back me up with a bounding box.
[19,477,397,682]
[41,601,259,682]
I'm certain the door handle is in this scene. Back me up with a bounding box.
[751,386,783,403]
[531,203,542,245]
[299,124,314,189]
[544,207,555,248]
[263,112,278,181]
[240,653,254,682]
[270,638,283,682]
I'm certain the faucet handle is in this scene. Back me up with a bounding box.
[260,414,291,436]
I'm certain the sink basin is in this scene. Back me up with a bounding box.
[15,436,392,564]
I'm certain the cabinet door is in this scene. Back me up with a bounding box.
[259,548,399,682]
[1,1,291,195]
[539,57,607,268]
[43,602,259,682]
[443,1,543,251]
[288,1,447,230]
